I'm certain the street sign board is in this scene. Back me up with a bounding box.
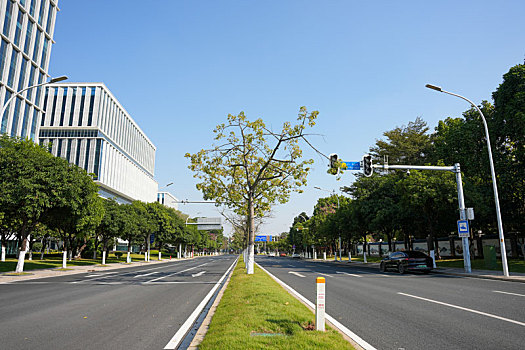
[342,161,361,170]
[255,235,267,242]
[150,234,155,244]
[457,220,470,238]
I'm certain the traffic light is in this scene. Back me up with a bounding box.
[362,154,373,177]
[328,153,339,175]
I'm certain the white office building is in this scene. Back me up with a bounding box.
[0,0,58,139]
[39,82,158,203]
[157,191,179,210]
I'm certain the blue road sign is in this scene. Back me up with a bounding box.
[150,234,155,244]
[342,161,361,170]
[457,220,469,237]
[255,235,267,242]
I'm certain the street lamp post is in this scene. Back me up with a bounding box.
[314,186,342,262]
[1,76,68,129]
[426,84,510,277]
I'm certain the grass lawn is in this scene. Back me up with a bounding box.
[0,250,172,273]
[199,257,354,350]
[436,258,525,273]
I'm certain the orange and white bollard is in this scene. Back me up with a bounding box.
[316,277,325,331]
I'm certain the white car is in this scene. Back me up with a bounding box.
[268,252,276,257]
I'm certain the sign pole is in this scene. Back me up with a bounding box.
[455,164,471,273]
[316,277,326,331]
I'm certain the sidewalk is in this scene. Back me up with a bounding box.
[309,258,525,283]
[0,257,182,284]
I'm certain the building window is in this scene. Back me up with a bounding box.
[56,138,63,157]
[48,87,57,126]
[3,0,14,37]
[10,97,23,137]
[29,0,36,17]
[18,57,28,91]
[40,37,49,68]
[78,87,86,126]
[84,139,91,171]
[46,4,54,33]
[26,64,36,101]
[40,86,48,125]
[59,87,67,126]
[34,71,44,105]
[75,139,82,166]
[24,20,33,55]
[32,28,42,62]
[0,39,9,81]
[7,49,19,88]
[93,139,102,179]
[65,138,72,162]
[38,0,46,26]
[14,10,23,47]
[69,87,76,126]
[30,108,38,140]
[87,87,96,126]
[20,103,31,138]
[0,92,11,133]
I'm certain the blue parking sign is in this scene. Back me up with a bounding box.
[457,220,469,237]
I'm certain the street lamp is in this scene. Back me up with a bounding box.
[1,75,68,123]
[314,186,342,261]
[426,84,510,277]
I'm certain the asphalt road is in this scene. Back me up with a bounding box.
[256,256,525,350]
[0,255,237,350]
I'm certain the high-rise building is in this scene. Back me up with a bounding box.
[0,0,58,139]
[39,82,158,203]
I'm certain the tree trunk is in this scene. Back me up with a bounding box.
[15,237,28,273]
[246,195,256,274]
[158,241,162,261]
[1,233,6,262]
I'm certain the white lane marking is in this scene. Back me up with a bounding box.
[257,262,377,350]
[146,263,208,283]
[493,290,525,297]
[398,292,525,327]
[191,271,206,278]
[78,263,179,282]
[133,271,159,278]
[317,272,333,278]
[288,271,306,278]
[336,271,362,278]
[163,258,238,349]
[144,281,216,285]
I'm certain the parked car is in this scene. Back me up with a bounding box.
[268,252,276,257]
[291,253,301,259]
[379,251,433,274]
[280,252,287,257]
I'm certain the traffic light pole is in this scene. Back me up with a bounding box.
[373,163,472,273]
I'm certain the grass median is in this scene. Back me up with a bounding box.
[199,257,354,350]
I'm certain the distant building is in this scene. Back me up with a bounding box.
[39,82,158,203]
[157,191,179,210]
[0,0,59,139]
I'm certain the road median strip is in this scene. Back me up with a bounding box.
[197,256,356,350]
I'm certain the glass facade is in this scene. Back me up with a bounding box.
[24,20,33,55]
[0,39,8,79]
[87,87,95,125]
[10,97,22,136]
[14,10,23,47]
[30,108,38,139]
[18,57,28,91]
[40,128,98,138]
[69,87,76,126]
[59,87,67,126]
[7,49,18,87]
[78,87,86,126]
[3,0,13,37]
[21,103,31,138]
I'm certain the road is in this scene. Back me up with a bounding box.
[256,256,525,350]
[0,255,237,350]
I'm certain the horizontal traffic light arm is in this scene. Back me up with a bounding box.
[374,164,457,173]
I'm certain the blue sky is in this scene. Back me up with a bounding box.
[48,0,525,236]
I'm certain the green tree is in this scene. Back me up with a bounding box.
[186,107,318,274]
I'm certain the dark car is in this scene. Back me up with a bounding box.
[379,251,433,274]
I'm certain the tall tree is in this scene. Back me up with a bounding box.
[186,107,318,274]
